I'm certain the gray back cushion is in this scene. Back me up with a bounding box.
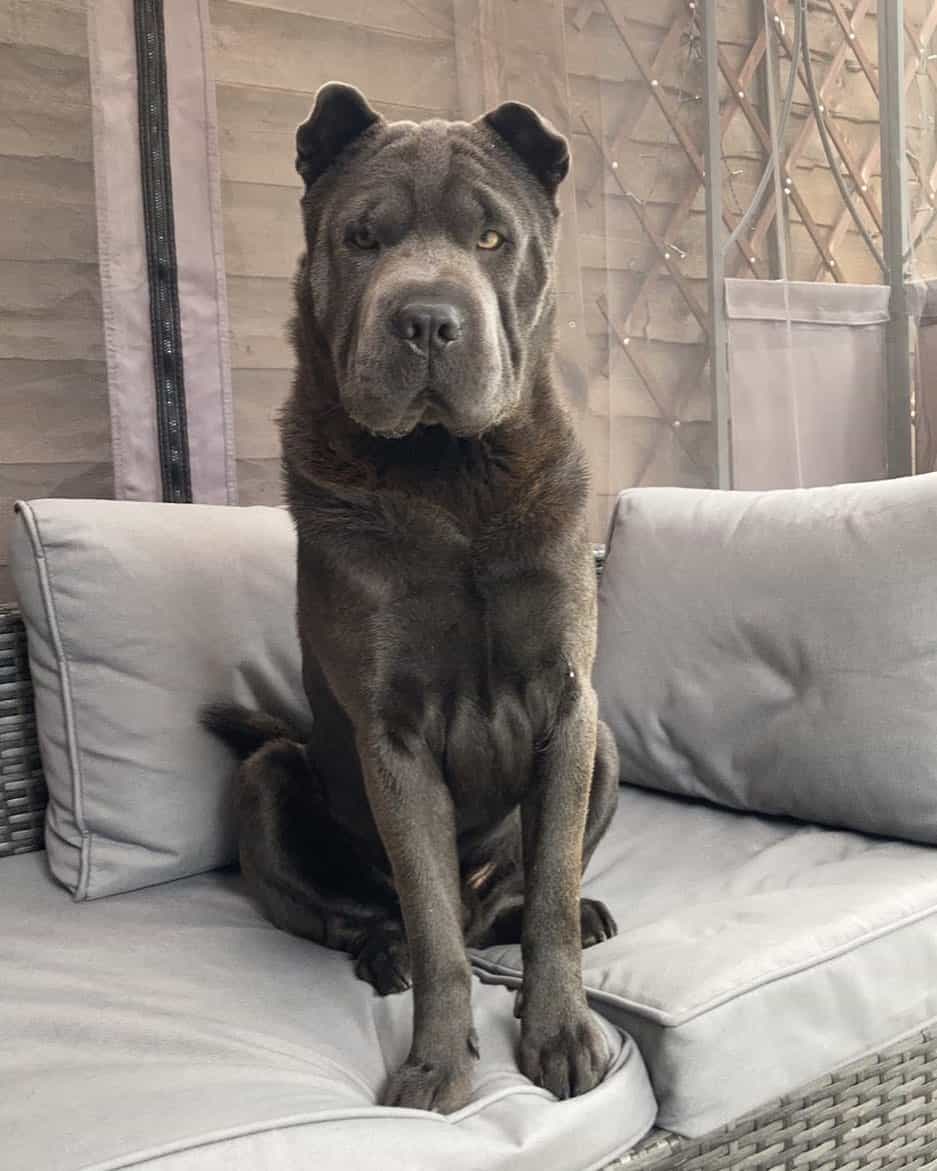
[10,499,308,899]
[593,473,937,845]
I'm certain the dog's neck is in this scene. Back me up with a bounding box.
[283,383,587,544]
[282,274,588,542]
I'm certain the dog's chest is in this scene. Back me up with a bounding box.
[380,563,574,819]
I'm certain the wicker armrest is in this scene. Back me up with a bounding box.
[0,603,46,857]
[611,1026,937,1170]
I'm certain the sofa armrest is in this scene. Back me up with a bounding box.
[0,603,46,858]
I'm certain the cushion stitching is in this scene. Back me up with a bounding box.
[71,1078,656,1171]
[472,897,937,1027]
[15,502,93,900]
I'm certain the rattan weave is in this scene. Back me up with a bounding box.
[0,603,46,857]
[617,1028,937,1169]
[1,599,936,1170]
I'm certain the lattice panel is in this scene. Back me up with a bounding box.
[569,0,937,501]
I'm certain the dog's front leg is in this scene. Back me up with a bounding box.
[360,731,477,1113]
[518,683,609,1098]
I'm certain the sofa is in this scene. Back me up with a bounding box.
[4,473,937,1171]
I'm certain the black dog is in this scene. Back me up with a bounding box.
[204,82,620,1114]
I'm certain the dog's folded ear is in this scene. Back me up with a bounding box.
[296,82,383,187]
[480,101,570,196]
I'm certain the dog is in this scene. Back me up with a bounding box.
[204,82,620,1115]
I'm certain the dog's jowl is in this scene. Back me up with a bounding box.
[204,82,620,1114]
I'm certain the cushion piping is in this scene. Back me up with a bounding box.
[70,1044,654,1171]
[14,501,92,899]
[471,894,937,1027]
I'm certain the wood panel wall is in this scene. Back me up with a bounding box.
[209,0,458,506]
[2,0,933,594]
[0,0,112,602]
[209,0,937,535]
[209,0,621,531]
[209,1,780,535]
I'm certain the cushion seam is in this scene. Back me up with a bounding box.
[15,501,93,900]
[473,897,937,1027]
[71,1083,656,1171]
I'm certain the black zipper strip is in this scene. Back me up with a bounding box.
[134,0,192,502]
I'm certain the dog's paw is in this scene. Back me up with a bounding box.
[354,923,411,996]
[519,1002,610,1099]
[580,897,617,948]
[381,1054,474,1113]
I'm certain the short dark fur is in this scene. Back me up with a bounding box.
[204,83,620,1113]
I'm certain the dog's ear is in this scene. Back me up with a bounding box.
[479,101,570,195]
[296,82,382,187]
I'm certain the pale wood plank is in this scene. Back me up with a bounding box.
[222,182,302,279]
[209,0,458,110]
[0,359,110,464]
[0,203,98,265]
[453,0,586,335]
[454,0,501,117]
[582,266,707,346]
[0,43,93,163]
[564,14,666,87]
[0,153,95,207]
[0,156,97,263]
[0,261,104,363]
[236,457,284,506]
[223,0,453,39]
[610,413,711,491]
[0,0,88,59]
[232,369,290,459]
[227,274,294,369]
[569,0,761,44]
[216,84,451,187]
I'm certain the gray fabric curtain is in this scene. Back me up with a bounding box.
[88,0,237,504]
[726,279,889,490]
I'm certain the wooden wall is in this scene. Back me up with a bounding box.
[209,0,458,507]
[209,0,621,530]
[0,0,112,602]
[1,0,934,599]
[207,0,937,531]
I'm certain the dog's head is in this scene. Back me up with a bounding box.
[294,82,569,440]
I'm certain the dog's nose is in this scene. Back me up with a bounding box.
[393,301,463,355]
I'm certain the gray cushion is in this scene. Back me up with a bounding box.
[475,784,937,1137]
[9,498,307,899]
[0,852,656,1171]
[593,473,937,845]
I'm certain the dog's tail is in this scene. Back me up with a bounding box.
[201,702,299,760]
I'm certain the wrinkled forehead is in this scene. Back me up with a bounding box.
[320,120,552,234]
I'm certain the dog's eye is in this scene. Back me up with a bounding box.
[477,229,504,251]
[348,224,379,251]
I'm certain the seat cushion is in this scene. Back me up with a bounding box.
[474,784,937,1138]
[9,498,306,899]
[593,473,937,846]
[0,852,655,1171]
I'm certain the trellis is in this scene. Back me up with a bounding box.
[579,0,937,491]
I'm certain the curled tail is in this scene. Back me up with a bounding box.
[201,702,300,760]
